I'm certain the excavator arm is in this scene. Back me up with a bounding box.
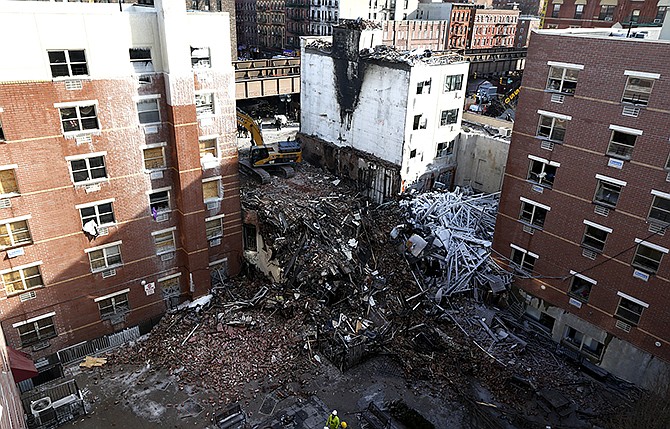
[236,108,265,147]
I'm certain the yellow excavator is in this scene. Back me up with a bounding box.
[236,108,302,184]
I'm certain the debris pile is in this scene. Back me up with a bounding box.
[360,45,465,66]
[336,18,382,30]
[305,39,332,52]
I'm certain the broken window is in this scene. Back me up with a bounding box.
[199,138,218,161]
[195,93,215,116]
[416,79,431,94]
[593,179,621,208]
[527,159,557,188]
[436,141,454,158]
[0,118,5,141]
[510,246,537,273]
[129,48,154,74]
[149,190,170,214]
[582,224,609,252]
[206,215,224,241]
[137,98,160,124]
[440,109,459,126]
[191,46,211,68]
[622,76,654,106]
[649,195,670,225]
[409,149,417,159]
[87,244,122,272]
[632,242,664,274]
[202,177,222,202]
[606,130,637,159]
[536,115,566,142]
[80,201,115,228]
[443,74,463,92]
[598,5,614,20]
[0,168,19,196]
[2,264,43,294]
[143,146,166,170]
[563,326,604,358]
[412,115,426,130]
[574,4,584,18]
[17,315,56,347]
[568,274,595,302]
[69,155,107,184]
[153,229,176,255]
[615,295,645,325]
[0,218,32,249]
[519,200,548,228]
[48,50,88,78]
[243,224,257,251]
[97,292,130,320]
[546,66,578,94]
[59,104,99,133]
[551,4,560,17]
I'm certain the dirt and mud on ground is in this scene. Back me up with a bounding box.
[68,163,641,429]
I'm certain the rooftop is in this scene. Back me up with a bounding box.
[535,25,669,43]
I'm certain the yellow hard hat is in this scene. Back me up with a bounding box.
[341,422,347,428]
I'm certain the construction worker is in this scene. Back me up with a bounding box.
[326,410,340,429]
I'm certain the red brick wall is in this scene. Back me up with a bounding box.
[544,0,664,29]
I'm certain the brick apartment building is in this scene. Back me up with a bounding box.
[448,4,475,49]
[0,0,242,367]
[382,20,450,51]
[492,0,545,16]
[543,0,667,29]
[493,25,670,386]
[471,8,520,49]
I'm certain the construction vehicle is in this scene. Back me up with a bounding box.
[236,108,302,184]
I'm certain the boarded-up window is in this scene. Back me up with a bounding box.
[0,169,18,195]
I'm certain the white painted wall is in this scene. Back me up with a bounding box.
[454,132,510,193]
[410,2,453,21]
[339,0,372,20]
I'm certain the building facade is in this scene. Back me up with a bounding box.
[516,15,541,47]
[493,0,545,16]
[471,8,520,48]
[382,20,450,50]
[188,0,238,59]
[236,0,259,53]
[448,4,475,49]
[543,0,667,29]
[369,0,420,20]
[0,0,242,363]
[493,27,670,386]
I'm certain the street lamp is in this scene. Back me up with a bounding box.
[279,94,292,117]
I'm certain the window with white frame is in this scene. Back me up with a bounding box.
[195,93,215,116]
[615,292,647,325]
[137,98,160,124]
[546,64,580,94]
[96,290,130,319]
[158,275,181,309]
[0,166,18,196]
[510,244,537,273]
[440,109,459,126]
[143,145,166,170]
[582,221,610,252]
[86,242,122,272]
[568,272,596,302]
[153,229,176,255]
[59,104,99,133]
[416,79,431,94]
[649,191,670,225]
[206,215,224,241]
[632,240,666,274]
[622,75,655,106]
[444,74,463,92]
[202,177,222,202]
[536,113,567,142]
[519,198,549,228]
[210,258,229,283]
[191,47,211,68]
[1,263,43,294]
[412,114,427,130]
[68,154,108,184]
[129,48,154,73]
[79,200,115,227]
[0,216,32,249]
[593,176,624,208]
[199,138,218,161]
[606,127,640,159]
[436,141,454,158]
[48,50,88,78]
[563,326,604,358]
[149,189,170,214]
[527,156,558,188]
[15,314,57,347]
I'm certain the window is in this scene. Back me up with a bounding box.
[0,167,18,196]
[412,114,427,130]
[568,273,596,302]
[153,229,176,255]
[632,241,665,274]
[59,104,99,133]
[409,149,417,159]
[149,190,170,214]
[630,9,640,23]
[599,5,615,20]
[563,326,604,358]
[243,224,257,251]
[16,315,56,347]
[552,4,560,17]
[527,158,557,188]
[129,48,154,73]
[606,130,637,159]
[656,6,667,23]
[537,114,566,142]
[622,76,654,106]
[0,217,32,249]
[593,179,622,208]
[199,138,218,161]
[574,4,584,19]
[436,141,454,157]
[96,291,130,319]
[416,79,431,94]
[582,223,610,252]
[159,275,181,309]
[444,74,463,92]
[68,154,108,184]
[137,98,160,124]
[649,193,670,225]
[546,66,579,94]
[0,118,5,141]
[519,199,548,228]
[206,216,224,240]
[79,201,115,227]
[86,242,122,272]
[191,46,211,68]
[195,93,215,116]
[143,145,166,170]
[440,109,459,126]
[615,294,647,325]
[202,178,222,201]
[2,264,43,294]
[48,50,88,78]
[510,245,537,273]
